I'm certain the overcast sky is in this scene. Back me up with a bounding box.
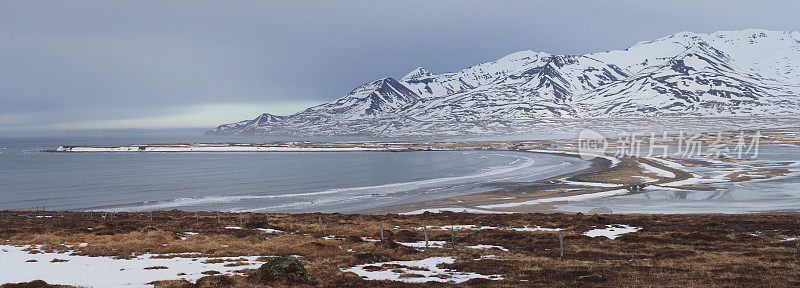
[1,0,799,134]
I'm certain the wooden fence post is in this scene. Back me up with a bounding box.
[559,230,564,261]
[318,217,324,235]
[239,213,243,226]
[265,213,269,226]
[380,221,384,242]
[451,226,456,250]
[796,241,799,266]
[149,211,152,222]
[195,212,199,222]
[217,212,220,223]
[423,221,429,249]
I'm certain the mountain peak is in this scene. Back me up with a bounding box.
[401,67,433,81]
[354,77,405,96]
[301,77,420,120]
[253,113,283,125]
[498,50,543,62]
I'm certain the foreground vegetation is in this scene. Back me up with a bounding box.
[1,210,799,287]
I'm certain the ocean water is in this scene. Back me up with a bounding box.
[0,136,589,213]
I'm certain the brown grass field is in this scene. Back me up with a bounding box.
[1,210,800,287]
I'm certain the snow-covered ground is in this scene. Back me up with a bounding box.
[506,226,563,232]
[256,228,283,234]
[466,244,509,251]
[397,241,447,248]
[582,225,642,239]
[0,244,265,287]
[409,224,562,232]
[639,162,676,178]
[341,257,503,283]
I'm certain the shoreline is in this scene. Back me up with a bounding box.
[364,149,705,215]
[47,146,627,214]
[359,150,614,214]
[43,129,800,215]
[41,147,733,215]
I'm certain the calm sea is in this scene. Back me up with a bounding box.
[0,135,589,213]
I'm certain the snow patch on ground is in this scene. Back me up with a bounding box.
[397,241,447,248]
[583,224,642,239]
[410,225,561,232]
[340,257,503,283]
[466,244,509,251]
[434,225,498,230]
[256,228,283,234]
[640,162,676,178]
[0,245,265,287]
[411,224,497,230]
[507,226,563,232]
[477,189,629,209]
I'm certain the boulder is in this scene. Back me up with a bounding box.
[250,255,311,284]
[577,273,604,282]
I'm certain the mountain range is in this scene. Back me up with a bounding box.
[208,29,800,136]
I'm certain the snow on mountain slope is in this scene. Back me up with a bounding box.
[592,29,800,84]
[302,77,420,120]
[702,29,800,83]
[207,113,285,135]
[402,54,629,122]
[209,29,800,137]
[207,77,420,135]
[580,34,800,117]
[400,50,550,98]
[401,67,434,82]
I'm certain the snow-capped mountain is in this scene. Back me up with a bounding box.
[208,29,800,136]
[300,77,420,120]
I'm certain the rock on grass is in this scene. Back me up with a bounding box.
[249,255,311,284]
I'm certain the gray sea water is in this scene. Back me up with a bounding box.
[0,136,589,213]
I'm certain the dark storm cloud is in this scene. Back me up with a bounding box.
[1,0,798,131]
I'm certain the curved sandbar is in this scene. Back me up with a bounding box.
[373,150,694,214]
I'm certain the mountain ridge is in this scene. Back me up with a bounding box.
[208,29,800,136]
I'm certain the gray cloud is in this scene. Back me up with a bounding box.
[1,0,799,132]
